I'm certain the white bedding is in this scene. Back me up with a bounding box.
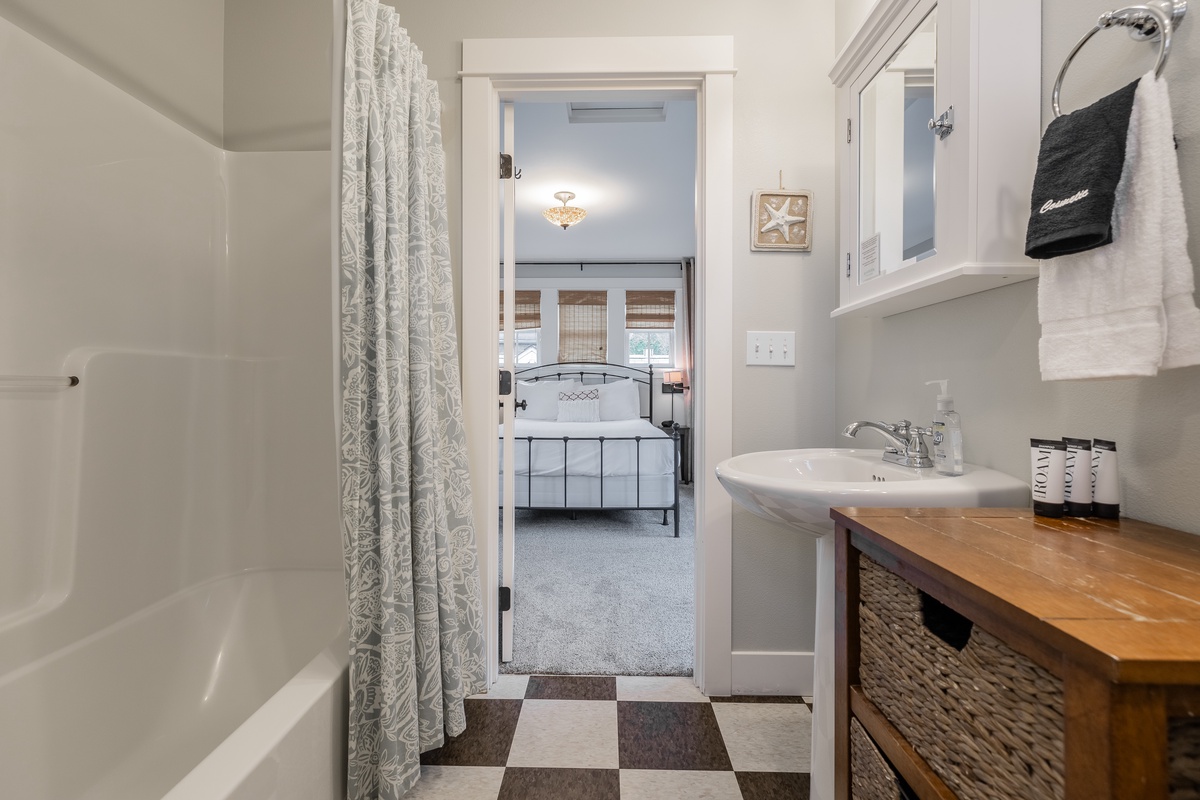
[499,418,676,478]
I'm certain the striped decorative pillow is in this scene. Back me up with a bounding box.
[557,388,601,423]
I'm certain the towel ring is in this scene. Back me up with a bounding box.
[1052,3,1180,118]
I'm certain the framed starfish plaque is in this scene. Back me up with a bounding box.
[751,190,812,251]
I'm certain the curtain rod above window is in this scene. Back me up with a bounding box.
[502,260,688,267]
[499,263,686,277]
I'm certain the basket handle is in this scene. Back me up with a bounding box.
[919,591,974,651]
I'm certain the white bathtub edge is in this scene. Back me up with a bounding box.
[162,632,349,800]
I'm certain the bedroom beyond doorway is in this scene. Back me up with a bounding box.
[497,96,699,676]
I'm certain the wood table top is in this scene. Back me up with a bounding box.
[831,507,1200,684]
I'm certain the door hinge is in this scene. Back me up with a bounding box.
[846,252,851,278]
[499,369,512,396]
[499,586,512,612]
[499,153,521,180]
[846,118,852,144]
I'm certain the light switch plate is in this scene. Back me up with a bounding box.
[746,331,796,366]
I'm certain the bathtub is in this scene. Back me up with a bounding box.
[0,568,348,800]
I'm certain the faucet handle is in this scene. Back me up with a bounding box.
[906,424,934,456]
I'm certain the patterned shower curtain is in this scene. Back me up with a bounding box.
[339,1,485,797]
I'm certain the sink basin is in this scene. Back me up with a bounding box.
[715,448,1029,800]
[715,448,1030,539]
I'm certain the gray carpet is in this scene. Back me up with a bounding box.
[500,486,695,676]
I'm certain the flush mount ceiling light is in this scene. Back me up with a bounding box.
[542,191,587,230]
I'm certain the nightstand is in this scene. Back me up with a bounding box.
[673,425,692,484]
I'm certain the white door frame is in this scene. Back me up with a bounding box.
[460,36,736,695]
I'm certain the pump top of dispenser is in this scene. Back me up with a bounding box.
[925,379,954,411]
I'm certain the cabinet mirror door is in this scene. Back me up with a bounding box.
[857,7,937,284]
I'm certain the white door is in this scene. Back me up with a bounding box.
[498,102,517,662]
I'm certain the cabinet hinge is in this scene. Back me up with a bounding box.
[846,118,852,144]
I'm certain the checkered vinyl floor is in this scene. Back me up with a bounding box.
[410,674,813,799]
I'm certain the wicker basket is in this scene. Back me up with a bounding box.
[1171,717,1200,800]
[851,718,905,800]
[858,554,1065,800]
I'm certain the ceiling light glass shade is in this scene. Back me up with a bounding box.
[543,191,587,230]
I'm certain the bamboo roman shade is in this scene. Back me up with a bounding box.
[625,290,675,329]
[558,290,607,362]
[499,290,541,330]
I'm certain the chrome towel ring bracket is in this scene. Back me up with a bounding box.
[1052,0,1187,118]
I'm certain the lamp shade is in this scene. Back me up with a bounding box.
[663,370,684,385]
[543,191,587,230]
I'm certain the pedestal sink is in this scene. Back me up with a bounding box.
[715,448,1030,800]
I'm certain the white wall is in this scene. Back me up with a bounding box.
[835,0,1200,535]
[0,17,225,633]
[226,151,341,569]
[0,0,225,146]
[0,10,338,669]
[835,0,876,56]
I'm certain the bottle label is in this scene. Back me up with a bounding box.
[932,421,947,460]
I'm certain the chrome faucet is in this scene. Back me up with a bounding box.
[842,419,934,469]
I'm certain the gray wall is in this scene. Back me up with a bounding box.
[223,0,332,151]
[835,1,1200,535]
[0,0,225,145]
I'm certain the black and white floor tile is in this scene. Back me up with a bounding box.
[412,675,813,799]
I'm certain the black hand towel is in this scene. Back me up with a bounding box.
[1025,79,1139,259]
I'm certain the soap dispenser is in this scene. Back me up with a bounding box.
[926,379,963,476]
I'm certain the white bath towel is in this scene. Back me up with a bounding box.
[1038,73,1200,380]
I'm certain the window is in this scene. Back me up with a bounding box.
[627,329,673,366]
[498,329,540,365]
[625,290,675,366]
[558,290,607,362]
[499,290,541,365]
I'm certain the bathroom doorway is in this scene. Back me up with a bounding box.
[460,36,736,695]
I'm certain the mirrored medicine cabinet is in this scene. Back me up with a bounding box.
[830,0,1042,318]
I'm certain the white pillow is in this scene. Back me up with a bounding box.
[597,378,642,421]
[556,387,601,423]
[516,379,577,420]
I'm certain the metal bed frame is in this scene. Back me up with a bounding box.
[501,361,681,537]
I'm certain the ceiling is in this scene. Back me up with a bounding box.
[510,99,697,263]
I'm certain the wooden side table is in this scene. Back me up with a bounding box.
[832,507,1200,800]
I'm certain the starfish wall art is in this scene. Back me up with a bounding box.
[751,189,812,251]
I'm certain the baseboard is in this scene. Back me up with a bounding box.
[730,650,814,696]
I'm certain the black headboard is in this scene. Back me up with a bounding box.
[513,362,656,421]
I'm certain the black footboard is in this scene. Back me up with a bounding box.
[500,430,681,537]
